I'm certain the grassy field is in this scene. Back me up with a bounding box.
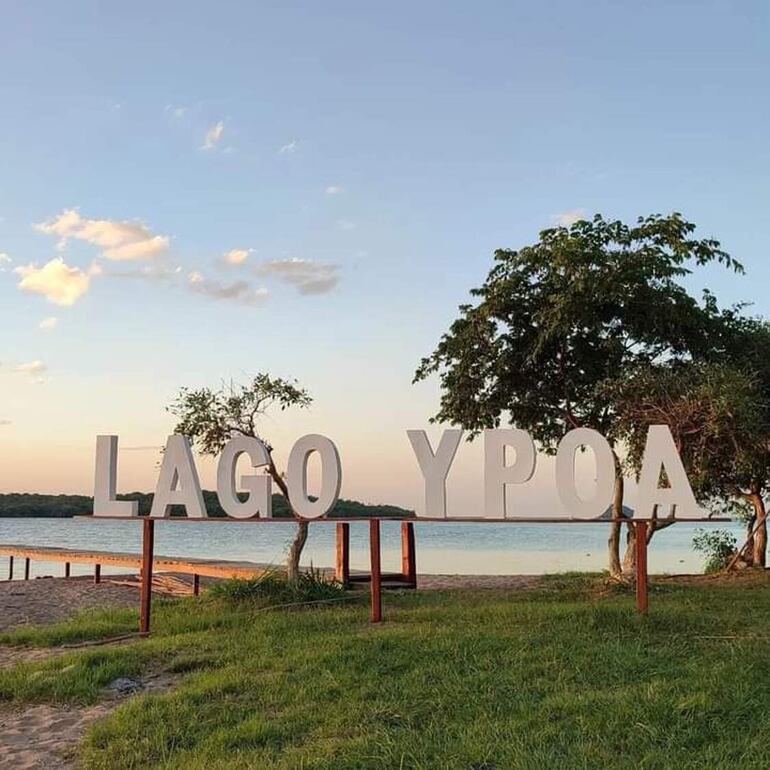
[1,573,770,769]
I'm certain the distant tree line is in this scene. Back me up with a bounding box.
[0,491,412,520]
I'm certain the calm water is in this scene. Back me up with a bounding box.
[0,517,744,579]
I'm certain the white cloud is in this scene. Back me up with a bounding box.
[35,209,170,261]
[325,185,344,195]
[39,316,58,331]
[13,361,48,377]
[15,258,93,306]
[551,208,586,227]
[257,258,340,295]
[0,253,11,272]
[201,121,225,150]
[222,248,251,266]
[278,140,298,154]
[188,271,268,306]
[337,219,356,231]
[165,104,187,119]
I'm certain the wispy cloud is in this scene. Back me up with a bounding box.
[201,121,225,150]
[120,445,163,452]
[35,209,170,261]
[337,219,356,231]
[11,361,48,383]
[222,248,251,266]
[278,139,298,154]
[38,316,58,331]
[188,271,268,306]
[325,185,344,195]
[551,208,586,227]
[15,258,96,306]
[0,253,11,272]
[257,258,340,296]
[107,264,182,283]
[164,104,187,119]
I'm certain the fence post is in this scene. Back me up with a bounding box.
[369,519,382,623]
[401,521,417,588]
[139,518,155,634]
[635,520,649,614]
[8,556,13,581]
[24,558,30,580]
[193,573,200,596]
[336,522,350,586]
[64,562,71,578]
[94,564,101,584]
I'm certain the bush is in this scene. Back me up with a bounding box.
[692,529,737,573]
[210,567,344,606]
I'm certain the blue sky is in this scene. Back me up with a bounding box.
[1,1,769,510]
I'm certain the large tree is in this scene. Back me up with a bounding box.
[168,374,312,581]
[414,213,741,577]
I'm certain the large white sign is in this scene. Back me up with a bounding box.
[93,425,704,520]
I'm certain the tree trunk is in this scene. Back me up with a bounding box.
[608,453,624,579]
[267,457,309,582]
[621,522,636,576]
[286,520,309,581]
[751,494,767,568]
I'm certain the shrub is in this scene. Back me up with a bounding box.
[692,528,737,573]
[210,567,344,606]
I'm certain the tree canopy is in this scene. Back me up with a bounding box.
[414,213,741,448]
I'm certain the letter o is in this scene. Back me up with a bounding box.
[286,434,342,519]
[555,428,615,519]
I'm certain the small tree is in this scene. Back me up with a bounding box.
[613,361,770,569]
[414,213,741,578]
[168,374,312,581]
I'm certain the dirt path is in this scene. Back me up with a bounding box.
[0,576,139,633]
[0,671,174,770]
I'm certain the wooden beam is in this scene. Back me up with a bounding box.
[369,519,382,623]
[24,557,30,581]
[635,520,649,614]
[139,518,155,634]
[336,522,350,586]
[401,522,416,588]
[64,562,71,578]
[94,564,101,584]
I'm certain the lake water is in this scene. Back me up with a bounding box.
[0,517,744,579]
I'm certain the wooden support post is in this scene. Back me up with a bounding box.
[139,518,155,634]
[369,519,382,623]
[336,522,350,586]
[24,558,30,581]
[401,522,417,588]
[94,564,101,584]
[193,573,200,596]
[8,556,13,581]
[64,562,71,578]
[635,520,649,615]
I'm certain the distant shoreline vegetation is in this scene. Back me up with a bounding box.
[0,492,414,519]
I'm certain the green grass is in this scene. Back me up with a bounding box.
[2,573,770,769]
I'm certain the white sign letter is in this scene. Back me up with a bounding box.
[555,428,615,519]
[216,436,273,519]
[484,429,536,518]
[94,435,138,517]
[286,434,342,519]
[150,435,207,518]
[407,429,462,518]
[636,425,703,519]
